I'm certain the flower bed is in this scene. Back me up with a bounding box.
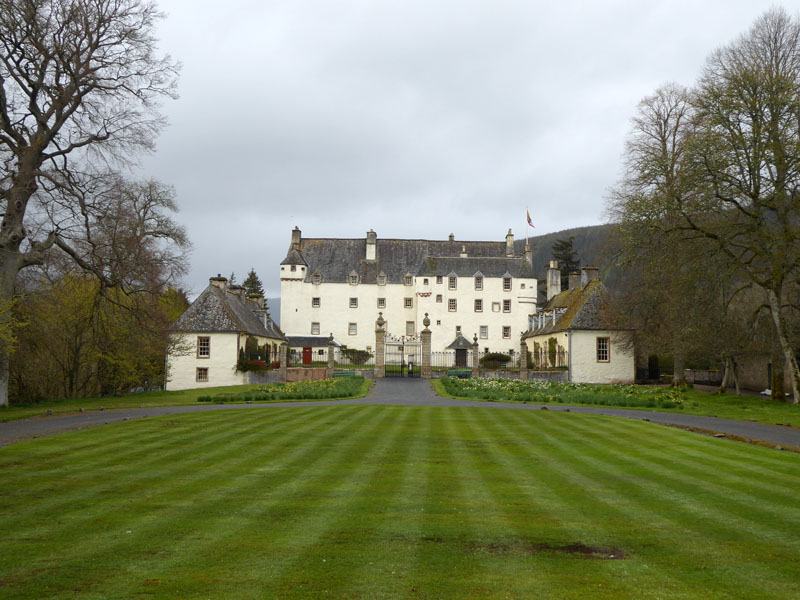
[197,377,366,402]
[440,377,685,409]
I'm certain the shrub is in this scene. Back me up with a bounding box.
[480,353,511,370]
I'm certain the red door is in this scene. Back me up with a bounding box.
[302,347,312,365]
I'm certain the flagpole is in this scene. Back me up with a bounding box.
[525,206,529,247]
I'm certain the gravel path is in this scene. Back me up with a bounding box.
[2,378,799,449]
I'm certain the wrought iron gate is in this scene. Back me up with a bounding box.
[385,341,422,378]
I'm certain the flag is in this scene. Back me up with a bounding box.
[526,209,534,228]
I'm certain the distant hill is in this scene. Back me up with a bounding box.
[267,298,280,326]
[515,224,622,301]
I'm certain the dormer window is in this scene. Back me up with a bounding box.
[448,276,457,290]
[377,273,387,286]
[403,274,413,286]
[474,275,483,291]
[312,272,322,285]
[349,270,359,285]
[503,276,512,291]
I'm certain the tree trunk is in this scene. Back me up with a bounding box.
[766,289,800,404]
[672,351,686,386]
[732,358,740,396]
[718,356,730,393]
[0,255,20,407]
[772,337,785,401]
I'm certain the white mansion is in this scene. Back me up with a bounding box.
[280,227,537,354]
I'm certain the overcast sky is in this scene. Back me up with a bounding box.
[137,0,800,298]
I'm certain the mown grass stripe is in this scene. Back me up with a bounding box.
[488,409,726,597]
[264,406,418,597]
[0,407,374,594]
[112,406,398,598]
[520,413,800,597]
[0,408,314,539]
[560,415,800,537]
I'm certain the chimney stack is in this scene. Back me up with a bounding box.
[448,233,455,242]
[505,229,514,257]
[229,284,245,299]
[209,274,227,290]
[580,266,599,287]
[291,226,301,250]
[568,271,581,290]
[546,261,561,301]
[366,229,377,261]
[525,244,533,266]
[460,245,468,258]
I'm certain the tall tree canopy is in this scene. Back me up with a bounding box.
[551,236,580,290]
[0,0,183,405]
[610,8,800,401]
[243,268,265,297]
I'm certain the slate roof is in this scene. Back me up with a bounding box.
[287,336,341,348]
[282,237,531,283]
[170,285,286,340]
[523,279,621,338]
[446,334,475,350]
[417,256,535,278]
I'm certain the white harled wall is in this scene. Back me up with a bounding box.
[280,267,537,353]
[570,330,635,384]
[166,333,244,391]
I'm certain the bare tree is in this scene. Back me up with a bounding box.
[610,10,800,402]
[684,8,800,402]
[0,0,180,405]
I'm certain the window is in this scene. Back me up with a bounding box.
[436,276,443,284]
[474,299,483,312]
[377,274,387,286]
[196,367,209,382]
[318,349,324,355]
[597,337,610,362]
[436,320,441,326]
[448,276,457,290]
[423,278,429,285]
[436,294,443,303]
[197,336,210,358]
[521,283,526,289]
[492,302,500,312]
[311,322,320,335]
[349,297,358,308]
[291,265,296,272]
[404,275,413,286]
[448,299,457,312]
[503,299,511,313]
[455,325,461,335]
[474,276,483,290]
[480,326,488,339]
[350,274,359,285]
[503,277,512,291]
[349,323,357,335]
[312,297,320,308]
[406,321,415,336]
[404,297,413,308]
[502,326,511,339]
[312,272,322,284]
[377,297,386,309]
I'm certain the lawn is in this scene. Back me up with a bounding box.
[1,405,798,598]
[433,377,800,426]
[0,378,371,422]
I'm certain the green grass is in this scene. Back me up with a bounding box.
[0,384,264,421]
[0,378,372,421]
[432,377,800,426]
[198,377,371,402]
[1,405,799,598]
